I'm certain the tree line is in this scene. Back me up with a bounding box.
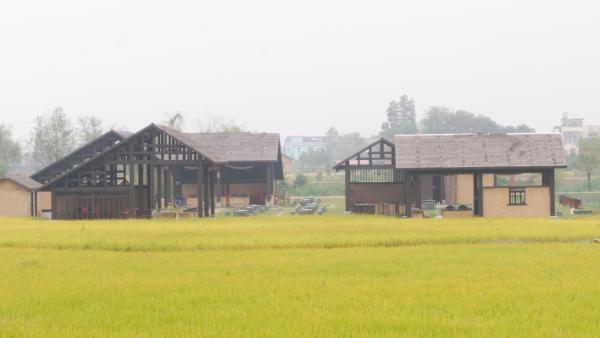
[295,95,537,172]
[1,100,597,188]
[293,95,600,193]
[0,107,107,176]
[379,95,535,140]
[0,108,246,177]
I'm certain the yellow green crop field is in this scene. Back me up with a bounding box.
[1,216,600,337]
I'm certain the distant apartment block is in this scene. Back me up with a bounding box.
[283,136,327,159]
[553,112,600,154]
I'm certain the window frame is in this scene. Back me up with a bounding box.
[494,173,543,188]
[508,187,527,206]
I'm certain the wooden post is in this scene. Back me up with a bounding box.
[30,192,35,217]
[139,164,145,213]
[209,170,216,216]
[147,164,153,212]
[216,171,222,203]
[170,168,173,205]
[156,167,162,210]
[226,183,230,207]
[168,167,173,205]
[415,174,422,210]
[473,173,477,216]
[197,163,204,217]
[549,169,556,217]
[440,175,446,202]
[148,131,154,213]
[544,169,556,216]
[91,192,95,219]
[265,163,274,205]
[344,165,351,212]
[473,173,478,216]
[203,165,210,217]
[405,172,412,218]
[473,173,483,216]
[51,190,57,220]
[478,174,484,216]
[129,142,135,217]
[163,167,169,208]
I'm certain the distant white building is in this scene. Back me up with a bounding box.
[283,136,327,159]
[553,112,600,155]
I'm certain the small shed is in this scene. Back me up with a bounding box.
[396,133,566,217]
[0,173,49,217]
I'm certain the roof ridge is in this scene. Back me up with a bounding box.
[395,132,556,137]
[1,172,42,190]
[31,130,128,180]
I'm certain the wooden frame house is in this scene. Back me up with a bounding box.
[335,133,566,217]
[31,124,283,220]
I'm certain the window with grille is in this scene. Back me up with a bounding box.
[508,188,526,205]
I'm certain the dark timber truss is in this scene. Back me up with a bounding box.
[32,130,129,185]
[333,138,395,169]
[42,125,215,219]
[334,138,406,213]
[35,124,283,220]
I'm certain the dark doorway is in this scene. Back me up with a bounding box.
[432,176,443,202]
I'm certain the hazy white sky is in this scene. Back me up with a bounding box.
[1,0,599,142]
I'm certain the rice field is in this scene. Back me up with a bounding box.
[1,216,600,337]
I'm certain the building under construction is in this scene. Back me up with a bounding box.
[29,124,283,219]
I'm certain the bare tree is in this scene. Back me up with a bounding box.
[198,115,246,133]
[577,137,600,191]
[30,107,76,169]
[162,112,185,131]
[78,116,105,145]
[0,125,22,176]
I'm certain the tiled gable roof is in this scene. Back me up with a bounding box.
[1,172,42,190]
[395,133,566,170]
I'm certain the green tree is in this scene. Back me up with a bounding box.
[324,127,339,163]
[0,125,22,176]
[420,107,535,134]
[162,112,185,131]
[576,137,600,191]
[380,95,417,139]
[31,107,76,169]
[78,116,105,144]
[502,124,535,133]
[420,106,453,133]
[293,173,308,188]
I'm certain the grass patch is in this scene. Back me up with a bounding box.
[1,216,600,337]
[1,216,599,252]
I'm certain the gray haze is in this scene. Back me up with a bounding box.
[1,0,599,142]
